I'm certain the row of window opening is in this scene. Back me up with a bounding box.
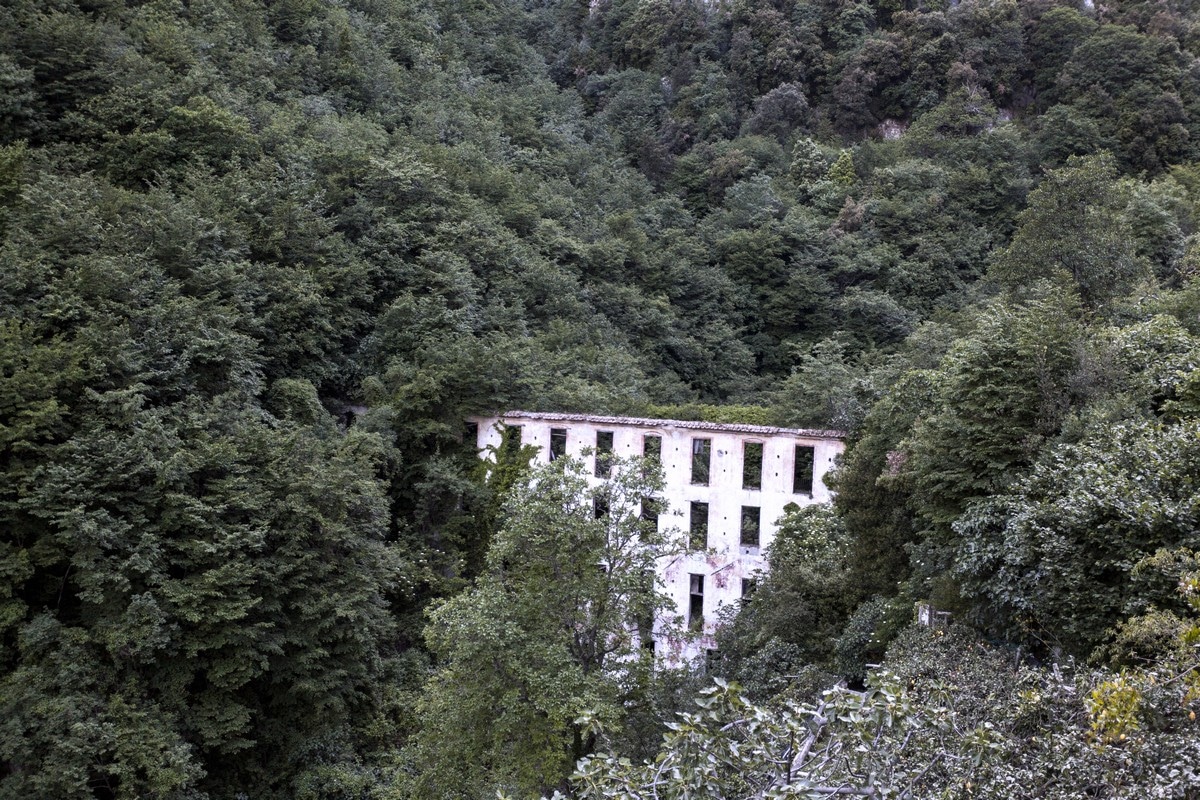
[687,501,760,550]
[539,425,815,495]
[695,438,814,495]
[687,572,758,631]
[639,498,760,551]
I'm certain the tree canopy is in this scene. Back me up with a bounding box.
[6,0,1200,795]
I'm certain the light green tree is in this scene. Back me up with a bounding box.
[827,149,857,188]
[712,505,856,697]
[565,622,1200,800]
[406,455,682,799]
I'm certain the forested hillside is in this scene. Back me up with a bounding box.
[3,0,1200,796]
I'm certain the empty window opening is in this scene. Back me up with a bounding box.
[688,573,704,631]
[794,445,815,494]
[689,501,709,550]
[594,496,609,519]
[741,578,758,598]
[641,497,661,531]
[740,506,760,548]
[465,421,478,443]
[549,428,567,461]
[637,611,655,651]
[691,438,711,485]
[636,570,655,650]
[742,441,763,490]
[643,433,661,463]
[596,430,614,477]
[500,425,523,458]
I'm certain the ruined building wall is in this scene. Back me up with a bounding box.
[470,411,845,664]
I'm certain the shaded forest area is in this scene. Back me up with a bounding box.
[3,0,1200,796]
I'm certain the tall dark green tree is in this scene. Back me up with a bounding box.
[992,154,1150,309]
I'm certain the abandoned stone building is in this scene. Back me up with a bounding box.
[470,411,845,664]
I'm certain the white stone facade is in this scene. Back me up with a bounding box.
[470,411,845,665]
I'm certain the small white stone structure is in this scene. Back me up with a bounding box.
[470,411,845,664]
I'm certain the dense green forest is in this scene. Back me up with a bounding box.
[3,0,1200,796]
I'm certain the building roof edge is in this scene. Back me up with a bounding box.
[471,410,846,440]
